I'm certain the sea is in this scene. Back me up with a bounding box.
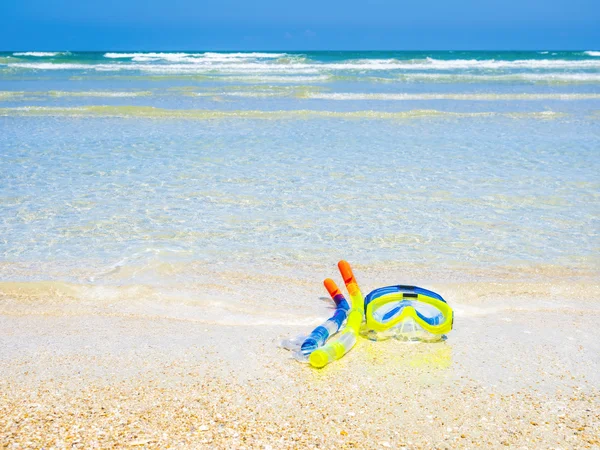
[0,51,598,326]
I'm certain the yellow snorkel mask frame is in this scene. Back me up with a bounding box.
[364,285,453,335]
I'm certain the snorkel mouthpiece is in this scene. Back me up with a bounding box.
[309,330,355,368]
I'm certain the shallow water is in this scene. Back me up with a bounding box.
[1,51,599,323]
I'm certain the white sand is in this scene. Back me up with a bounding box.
[1,274,599,448]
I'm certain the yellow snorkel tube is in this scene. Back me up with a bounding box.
[309,260,364,368]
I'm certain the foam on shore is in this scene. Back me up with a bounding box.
[0,105,569,120]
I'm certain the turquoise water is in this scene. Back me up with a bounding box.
[1,51,599,295]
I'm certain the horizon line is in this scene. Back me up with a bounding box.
[2,48,598,52]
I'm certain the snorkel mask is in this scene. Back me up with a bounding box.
[280,261,454,368]
[363,285,453,342]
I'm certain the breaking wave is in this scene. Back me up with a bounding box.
[305,93,600,101]
[12,52,68,57]
[5,55,600,77]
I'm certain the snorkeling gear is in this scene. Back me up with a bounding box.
[281,261,454,368]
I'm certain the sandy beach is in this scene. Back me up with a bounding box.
[2,267,599,449]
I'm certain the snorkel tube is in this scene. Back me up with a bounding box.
[309,260,365,368]
[299,279,350,355]
[280,277,350,361]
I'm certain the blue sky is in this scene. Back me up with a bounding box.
[1,0,599,50]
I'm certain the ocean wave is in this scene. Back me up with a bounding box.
[333,57,600,70]
[104,52,196,63]
[195,85,324,98]
[7,58,600,74]
[68,74,332,83]
[3,66,599,86]
[584,51,600,57]
[104,52,190,58]
[0,91,24,99]
[203,52,286,59]
[394,73,600,84]
[48,90,152,97]
[7,62,322,74]
[306,92,600,101]
[216,75,331,83]
[0,90,151,100]
[103,51,287,63]
[127,72,600,85]
[104,51,285,58]
[94,54,600,70]
[7,62,98,71]
[0,105,567,120]
[12,52,67,57]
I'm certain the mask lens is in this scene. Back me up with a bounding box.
[371,299,445,325]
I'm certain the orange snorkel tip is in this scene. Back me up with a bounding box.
[338,260,356,285]
[323,278,342,298]
[324,278,349,308]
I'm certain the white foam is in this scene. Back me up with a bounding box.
[104,52,197,63]
[399,73,600,83]
[5,106,86,111]
[219,75,330,83]
[8,57,600,77]
[396,58,600,70]
[104,52,190,58]
[8,62,321,74]
[103,52,287,63]
[103,53,133,58]
[10,63,96,70]
[508,73,600,82]
[214,58,600,71]
[332,57,600,70]
[196,91,281,98]
[0,90,150,98]
[13,52,65,57]
[307,92,600,101]
[584,51,600,57]
[202,52,286,59]
[49,90,151,97]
